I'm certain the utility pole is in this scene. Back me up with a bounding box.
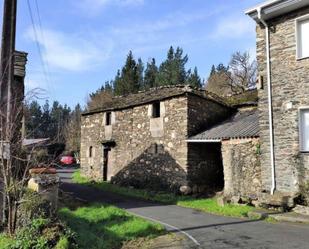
[0,0,18,225]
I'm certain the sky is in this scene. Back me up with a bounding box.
[6,0,262,108]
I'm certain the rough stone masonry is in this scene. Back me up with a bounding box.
[256,6,309,195]
[81,86,232,192]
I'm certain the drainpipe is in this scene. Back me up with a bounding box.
[257,8,276,195]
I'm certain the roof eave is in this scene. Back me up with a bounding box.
[246,0,309,22]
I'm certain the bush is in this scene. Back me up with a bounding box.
[298,181,309,206]
[17,189,52,229]
[11,218,77,249]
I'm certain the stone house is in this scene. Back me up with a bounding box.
[246,0,309,203]
[81,85,233,192]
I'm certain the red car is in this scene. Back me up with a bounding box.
[60,155,76,165]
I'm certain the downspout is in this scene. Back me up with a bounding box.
[257,8,276,195]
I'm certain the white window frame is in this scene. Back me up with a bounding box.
[296,14,309,60]
[299,107,309,152]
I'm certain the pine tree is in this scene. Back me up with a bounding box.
[210,65,216,76]
[25,101,43,138]
[65,104,82,154]
[144,58,158,89]
[137,58,144,89]
[187,67,202,88]
[156,46,189,86]
[114,51,140,96]
[216,63,228,73]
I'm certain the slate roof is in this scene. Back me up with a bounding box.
[83,85,229,116]
[188,109,259,141]
[223,89,258,108]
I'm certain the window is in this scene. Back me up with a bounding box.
[299,109,309,152]
[89,146,93,157]
[297,17,309,59]
[152,102,160,118]
[106,112,112,126]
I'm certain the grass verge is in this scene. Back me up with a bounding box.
[73,170,253,218]
[59,203,165,249]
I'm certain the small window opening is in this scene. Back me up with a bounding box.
[106,112,112,126]
[154,144,158,154]
[89,146,93,158]
[152,102,160,118]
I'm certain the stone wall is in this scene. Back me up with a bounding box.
[222,138,261,197]
[187,94,232,136]
[256,6,309,194]
[81,96,189,190]
[81,93,232,192]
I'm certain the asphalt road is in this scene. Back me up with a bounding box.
[58,169,309,249]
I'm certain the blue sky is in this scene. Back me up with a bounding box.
[10,0,261,107]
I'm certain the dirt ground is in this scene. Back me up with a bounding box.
[122,233,197,249]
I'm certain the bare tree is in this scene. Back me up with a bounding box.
[226,51,257,94]
[0,89,56,235]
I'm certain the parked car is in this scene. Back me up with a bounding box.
[60,155,76,165]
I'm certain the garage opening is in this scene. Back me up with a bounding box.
[187,142,224,192]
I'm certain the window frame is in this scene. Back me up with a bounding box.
[296,14,309,60]
[299,107,309,153]
[152,102,161,118]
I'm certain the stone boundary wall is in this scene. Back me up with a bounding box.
[222,138,261,198]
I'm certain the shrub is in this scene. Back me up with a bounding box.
[298,181,309,206]
[17,189,52,229]
[11,218,77,249]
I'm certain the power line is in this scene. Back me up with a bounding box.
[26,0,50,85]
[34,0,52,81]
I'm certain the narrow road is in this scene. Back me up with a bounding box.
[58,169,309,249]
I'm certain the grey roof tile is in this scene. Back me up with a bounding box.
[189,109,259,140]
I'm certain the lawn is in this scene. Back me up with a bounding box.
[59,203,165,249]
[73,170,253,218]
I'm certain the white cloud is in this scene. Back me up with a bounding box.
[25,28,113,72]
[211,16,254,40]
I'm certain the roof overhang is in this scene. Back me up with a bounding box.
[186,139,221,143]
[246,0,309,22]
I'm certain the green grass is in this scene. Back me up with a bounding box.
[73,170,254,218]
[178,198,253,217]
[0,234,13,249]
[59,203,165,249]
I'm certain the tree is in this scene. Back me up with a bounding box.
[49,101,71,143]
[227,51,257,94]
[206,51,257,96]
[186,67,203,88]
[65,104,82,155]
[144,58,158,89]
[156,46,188,86]
[87,83,113,111]
[25,101,43,138]
[114,51,140,95]
[209,65,216,77]
[137,58,144,89]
